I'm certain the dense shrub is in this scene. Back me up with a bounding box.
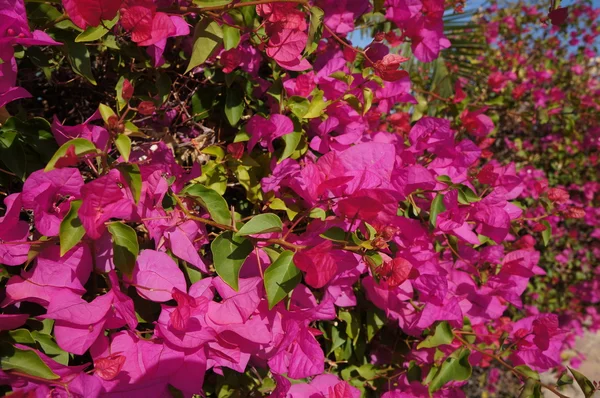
[0,0,598,397]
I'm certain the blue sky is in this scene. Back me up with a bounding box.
[349,0,600,47]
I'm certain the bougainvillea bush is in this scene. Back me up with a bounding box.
[0,0,598,396]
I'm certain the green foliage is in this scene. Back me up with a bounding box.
[107,222,139,276]
[211,231,253,291]
[59,200,85,256]
[263,250,301,309]
[45,138,97,172]
[182,183,232,226]
[187,19,223,73]
[428,348,472,393]
[0,343,60,380]
[236,214,283,236]
[417,322,454,349]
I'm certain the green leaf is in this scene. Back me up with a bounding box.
[428,348,472,393]
[339,311,359,342]
[519,378,542,398]
[107,222,139,276]
[98,103,117,124]
[569,367,596,398]
[45,138,97,171]
[1,117,57,162]
[557,372,573,387]
[115,134,131,162]
[279,131,302,161]
[264,250,301,309]
[62,38,97,85]
[182,183,232,226]
[366,307,385,341]
[236,214,283,236]
[225,85,244,126]
[309,207,326,220]
[0,131,27,180]
[437,175,452,183]
[304,90,329,119]
[363,87,373,115]
[319,227,347,242]
[541,220,552,247]
[514,365,540,381]
[457,185,480,205]
[75,14,119,42]
[59,200,85,256]
[0,342,60,380]
[306,6,324,55]
[222,25,241,50]
[417,322,454,349]
[30,332,69,365]
[193,0,233,6]
[182,262,203,285]
[117,164,142,204]
[430,193,446,227]
[8,329,36,345]
[211,231,253,291]
[186,19,223,73]
[115,76,127,111]
[201,145,225,161]
[288,96,310,118]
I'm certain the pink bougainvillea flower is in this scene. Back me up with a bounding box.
[155,282,216,349]
[4,344,102,397]
[62,0,122,29]
[90,330,202,395]
[268,320,325,379]
[283,373,361,397]
[316,0,371,35]
[221,48,242,73]
[374,54,410,81]
[246,114,294,152]
[295,240,337,288]
[266,28,308,64]
[42,277,137,355]
[78,168,137,239]
[94,353,127,381]
[3,244,92,307]
[0,0,60,107]
[120,4,155,43]
[163,220,208,272]
[0,193,29,266]
[0,54,31,108]
[460,108,495,137]
[131,249,187,302]
[21,168,84,236]
[509,314,565,371]
[0,313,29,331]
[52,110,110,151]
[376,257,414,288]
[63,0,122,29]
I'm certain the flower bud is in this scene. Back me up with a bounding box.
[548,187,569,204]
[138,101,156,116]
[564,207,585,219]
[380,225,398,241]
[122,79,134,101]
[227,142,244,160]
